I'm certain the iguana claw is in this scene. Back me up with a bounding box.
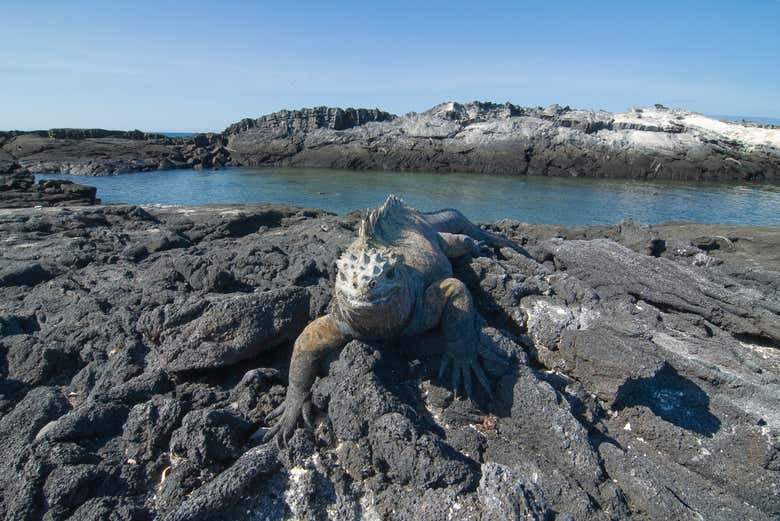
[263,395,311,447]
[439,354,494,400]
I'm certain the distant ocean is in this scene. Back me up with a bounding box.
[708,114,780,126]
[158,132,197,137]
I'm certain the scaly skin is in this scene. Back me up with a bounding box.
[265,195,517,445]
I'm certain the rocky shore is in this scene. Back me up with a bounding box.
[3,102,779,182]
[0,172,98,208]
[0,130,228,176]
[0,203,777,520]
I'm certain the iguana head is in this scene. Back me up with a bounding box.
[335,246,405,309]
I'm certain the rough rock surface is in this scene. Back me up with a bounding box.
[226,102,780,182]
[0,172,98,208]
[0,203,778,520]
[0,130,228,176]
[4,102,780,182]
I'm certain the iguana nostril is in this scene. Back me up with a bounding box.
[352,282,358,289]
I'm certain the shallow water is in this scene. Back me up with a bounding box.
[36,167,780,226]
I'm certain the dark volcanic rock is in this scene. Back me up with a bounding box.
[0,203,778,520]
[0,172,98,208]
[223,106,395,135]
[142,287,311,372]
[169,408,255,465]
[2,130,228,177]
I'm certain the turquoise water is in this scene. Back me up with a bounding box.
[158,132,196,138]
[35,167,780,226]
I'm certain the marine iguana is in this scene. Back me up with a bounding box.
[265,195,516,444]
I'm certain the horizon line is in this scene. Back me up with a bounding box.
[3,105,780,134]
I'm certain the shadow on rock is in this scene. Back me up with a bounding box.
[614,362,721,437]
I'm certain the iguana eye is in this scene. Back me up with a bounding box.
[368,279,377,288]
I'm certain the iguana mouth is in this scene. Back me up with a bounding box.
[345,286,400,308]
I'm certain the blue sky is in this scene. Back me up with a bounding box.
[2,1,778,131]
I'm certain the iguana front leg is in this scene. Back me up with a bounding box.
[422,278,496,398]
[264,314,352,445]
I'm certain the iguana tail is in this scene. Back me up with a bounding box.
[422,207,525,253]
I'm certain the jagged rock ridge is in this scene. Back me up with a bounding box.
[223,107,395,135]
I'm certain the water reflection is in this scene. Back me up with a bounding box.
[36,167,780,226]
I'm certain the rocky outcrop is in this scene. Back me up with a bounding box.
[5,102,780,182]
[226,102,780,182]
[0,131,229,176]
[223,106,395,135]
[0,203,778,520]
[0,172,98,208]
[0,129,171,142]
[0,129,170,141]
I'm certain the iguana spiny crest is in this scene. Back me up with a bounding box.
[356,193,406,246]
